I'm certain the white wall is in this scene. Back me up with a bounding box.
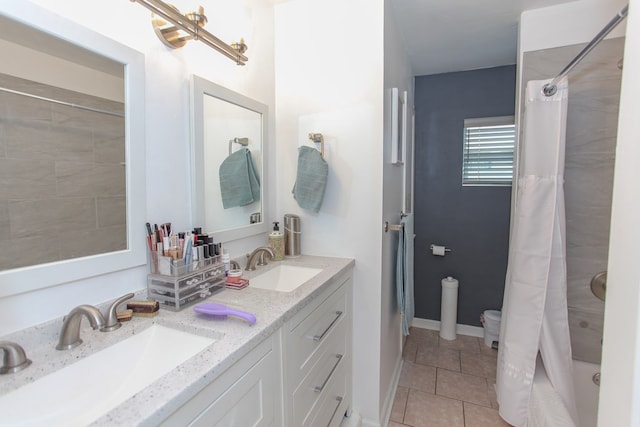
[519,0,627,53]
[519,0,640,424]
[380,0,414,423]
[0,0,275,334]
[600,0,640,424]
[273,0,386,424]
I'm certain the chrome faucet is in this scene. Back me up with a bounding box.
[245,246,275,271]
[101,293,134,332]
[0,341,31,374]
[56,305,106,350]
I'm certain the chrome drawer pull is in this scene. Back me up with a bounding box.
[313,354,343,393]
[327,396,343,427]
[313,311,343,341]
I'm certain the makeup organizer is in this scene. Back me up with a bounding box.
[147,252,226,311]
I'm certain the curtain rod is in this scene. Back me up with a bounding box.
[543,4,628,96]
[0,86,124,118]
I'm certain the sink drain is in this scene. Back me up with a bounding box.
[593,372,601,386]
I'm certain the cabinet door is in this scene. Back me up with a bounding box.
[161,333,282,427]
[189,345,278,427]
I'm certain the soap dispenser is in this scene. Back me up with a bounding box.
[269,222,284,261]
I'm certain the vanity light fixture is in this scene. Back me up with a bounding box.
[131,0,248,65]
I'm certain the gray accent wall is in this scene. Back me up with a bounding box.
[414,65,515,326]
[522,38,624,363]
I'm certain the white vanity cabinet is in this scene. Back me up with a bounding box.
[282,272,353,427]
[158,265,353,427]
[160,332,283,427]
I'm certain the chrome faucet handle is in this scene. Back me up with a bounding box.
[245,246,275,271]
[257,252,266,266]
[56,305,106,350]
[0,341,31,374]
[101,293,135,332]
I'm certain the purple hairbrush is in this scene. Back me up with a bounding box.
[194,302,256,324]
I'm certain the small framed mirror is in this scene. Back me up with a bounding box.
[190,76,269,242]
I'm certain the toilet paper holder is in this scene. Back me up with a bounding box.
[430,244,452,253]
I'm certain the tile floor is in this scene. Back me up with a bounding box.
[389,327,512,427]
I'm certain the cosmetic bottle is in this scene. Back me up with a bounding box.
[222,250,230,275]
[269,222,284,261]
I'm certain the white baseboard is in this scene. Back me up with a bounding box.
[381,355,403,427]
[411,317,484,338]
[341,411,362,427]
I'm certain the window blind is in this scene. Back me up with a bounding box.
[462,116,515,185]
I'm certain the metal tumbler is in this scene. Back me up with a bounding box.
[284,214,301,257]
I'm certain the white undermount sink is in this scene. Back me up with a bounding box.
[250,264,323,292]
[0,324,216,427]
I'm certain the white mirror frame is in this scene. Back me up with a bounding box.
[190,75,269,242]
[0,3,146,298]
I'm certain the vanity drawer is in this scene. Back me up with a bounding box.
[302,358,349,427]
[287,281,348,383]
[292,319,347,426]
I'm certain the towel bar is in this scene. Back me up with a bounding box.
[384,221,402,232]
[308,133,324,158]
[229,137,249,155]
[385,212,409,232]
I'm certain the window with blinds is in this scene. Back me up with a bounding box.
[462,116,515,186]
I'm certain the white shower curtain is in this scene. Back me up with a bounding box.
[496,78,578,426]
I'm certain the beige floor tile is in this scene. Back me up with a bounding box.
[486,381,499,410]
[403,337,418,362]
[390,386,409,423]
[478,338,499,356]
[399,361,437,393]
[436,369,490,407]
[416,345,461,371]
[389,422,409,427]
[404,389,464,427]
[438,334,481,354]
[409,327,440,347]
[463,402,512,427]
[460,351,498,380]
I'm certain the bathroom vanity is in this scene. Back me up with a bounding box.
[162,260,352,427]
[0,6,352,425]
[0,256,354,427]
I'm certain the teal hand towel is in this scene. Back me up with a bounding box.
[219,148,260,209]
[292,146,328,213]
[396,213,415,336]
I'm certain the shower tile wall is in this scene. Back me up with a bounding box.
[0,73,126,270]
[521,38,624,363]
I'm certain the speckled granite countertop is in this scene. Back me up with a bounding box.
[0,255,354,426]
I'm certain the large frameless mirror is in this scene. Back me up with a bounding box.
[190,75,269,242]
[0,3,146,297]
